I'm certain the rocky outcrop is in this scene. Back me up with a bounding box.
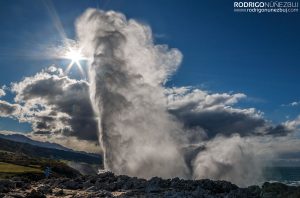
[0,172,299,197]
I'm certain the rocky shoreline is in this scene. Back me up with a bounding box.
[1,172,300,198]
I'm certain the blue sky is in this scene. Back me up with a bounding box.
[0,0,299,132]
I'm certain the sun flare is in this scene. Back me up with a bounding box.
[64,47,86,76]
[65,49,84,63]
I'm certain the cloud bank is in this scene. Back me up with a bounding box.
[0,67,100,152]
[11,66,98,141]
[166,87,294,138]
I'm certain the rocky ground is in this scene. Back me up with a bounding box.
[1,172,300,198]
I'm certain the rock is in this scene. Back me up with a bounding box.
[170,177,181,188]
[192,186,208,197]
[61,179,82,190]
[3,170,300,197]
[54,189,64,196]
[122,179,134,190]
[162,190,194,198]
[261,182,300,198]
[97,172,115,180]
[5,192,26,198]
[201,179,238,194]
[0,187,8,194]
[25,189,46,198]
[82,181,93,189]
[85,186,97,192]
[145,177,163,193]
[247,185,261,196]
[94,179,109,190]
[0,180,15,193]
[93,190,113,197]
[262,182,288,194]
[37,185,52,194]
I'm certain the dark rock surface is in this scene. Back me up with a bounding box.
[0,172,300,197]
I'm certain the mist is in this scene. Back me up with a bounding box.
[192,135,264,186]
[75,8,266,186]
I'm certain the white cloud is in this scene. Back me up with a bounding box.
[281,101,300,107]
[283,116,300,131]
[0,88,5,98]
[10,66,98,141]
[291,101,300,106]
[0,100,21,117]
[166,87,291,138]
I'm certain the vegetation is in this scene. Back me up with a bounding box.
[0,150,81,179]
[0,137,103,179]
[0,162,42,173]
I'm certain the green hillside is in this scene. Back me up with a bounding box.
[0,150,81,179]
[0,162,42,173]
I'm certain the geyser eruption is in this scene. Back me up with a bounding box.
[76,9,264,186]
[76,9,188,179]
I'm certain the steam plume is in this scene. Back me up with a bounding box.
[76,9,266,186]
[192,135,263,186]
[76,9,188,179]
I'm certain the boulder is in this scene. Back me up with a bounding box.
[0,180,16,193]
[54,189,64,196]
[25,189,46,198]
[37,185,52,194]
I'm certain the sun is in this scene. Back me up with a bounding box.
[65,48,84,63]
[64,47,86,76]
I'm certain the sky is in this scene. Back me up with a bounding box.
[0,0,299,155]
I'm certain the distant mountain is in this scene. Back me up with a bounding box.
[0,136,102,165]
[0,133,100,158]
[0,133,73,152]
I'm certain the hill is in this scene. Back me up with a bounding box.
[0,137,102,165]
[0,133,72,151]
[0,150,81,180]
